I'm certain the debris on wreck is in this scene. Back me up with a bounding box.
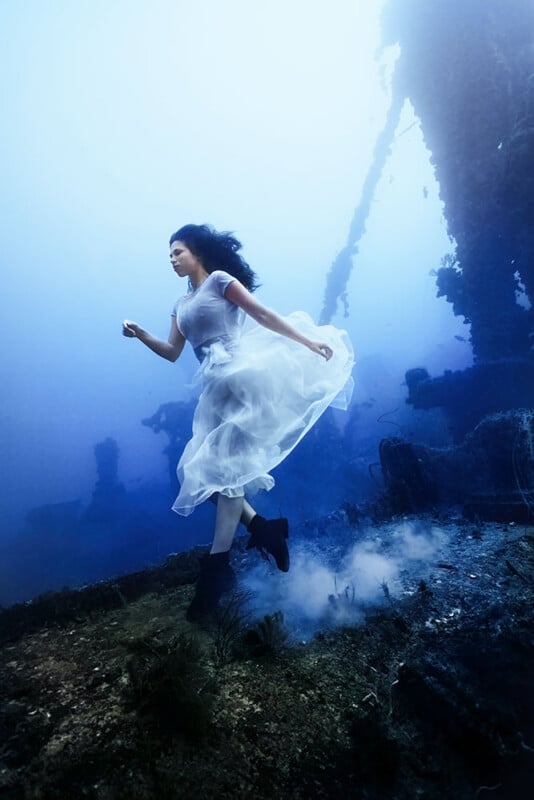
[319,84,405,325]
[379,409,534,521]
[405,362,534,442]
[322,0,534,450]
[142,400,196,487]
[83,437,125,523]
[382,0,534,364]
[342,0,534,525]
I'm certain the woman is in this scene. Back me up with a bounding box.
[123,224,354,620]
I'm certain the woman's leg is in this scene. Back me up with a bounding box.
[187,494,242,621]
[211,494,245,553]
[240,498,257,527]
[208,493,289,571]
[209,492,256,528]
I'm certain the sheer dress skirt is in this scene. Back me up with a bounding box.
[172,311,354,516]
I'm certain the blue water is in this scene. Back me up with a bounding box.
[0,1,477,606]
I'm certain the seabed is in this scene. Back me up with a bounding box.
[1,511,533,800]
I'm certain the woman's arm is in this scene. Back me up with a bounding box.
[122,318,186,362]
[224,281,333,361]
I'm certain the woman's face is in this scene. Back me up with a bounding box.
[169,240,203,278]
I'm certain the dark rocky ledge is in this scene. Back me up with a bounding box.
[1,513,532,800]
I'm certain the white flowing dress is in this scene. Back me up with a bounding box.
[171,270,354,516]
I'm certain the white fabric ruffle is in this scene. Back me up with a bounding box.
[172,311,354,516]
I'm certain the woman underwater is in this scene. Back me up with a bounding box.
[123,224,354,620]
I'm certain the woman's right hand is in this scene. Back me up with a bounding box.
[122,319,140,338]
[308,340,334,361]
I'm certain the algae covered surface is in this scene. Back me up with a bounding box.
[1,515,533,800]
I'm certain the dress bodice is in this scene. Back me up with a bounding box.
[172,270,245,360]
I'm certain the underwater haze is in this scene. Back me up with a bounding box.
[0,0,470,605]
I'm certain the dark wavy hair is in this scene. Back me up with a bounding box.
[169,224,260,292]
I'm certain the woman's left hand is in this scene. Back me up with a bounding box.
[308,341,333,361]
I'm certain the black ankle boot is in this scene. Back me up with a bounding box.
[246,516,290,572]
[186,551,236,622]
